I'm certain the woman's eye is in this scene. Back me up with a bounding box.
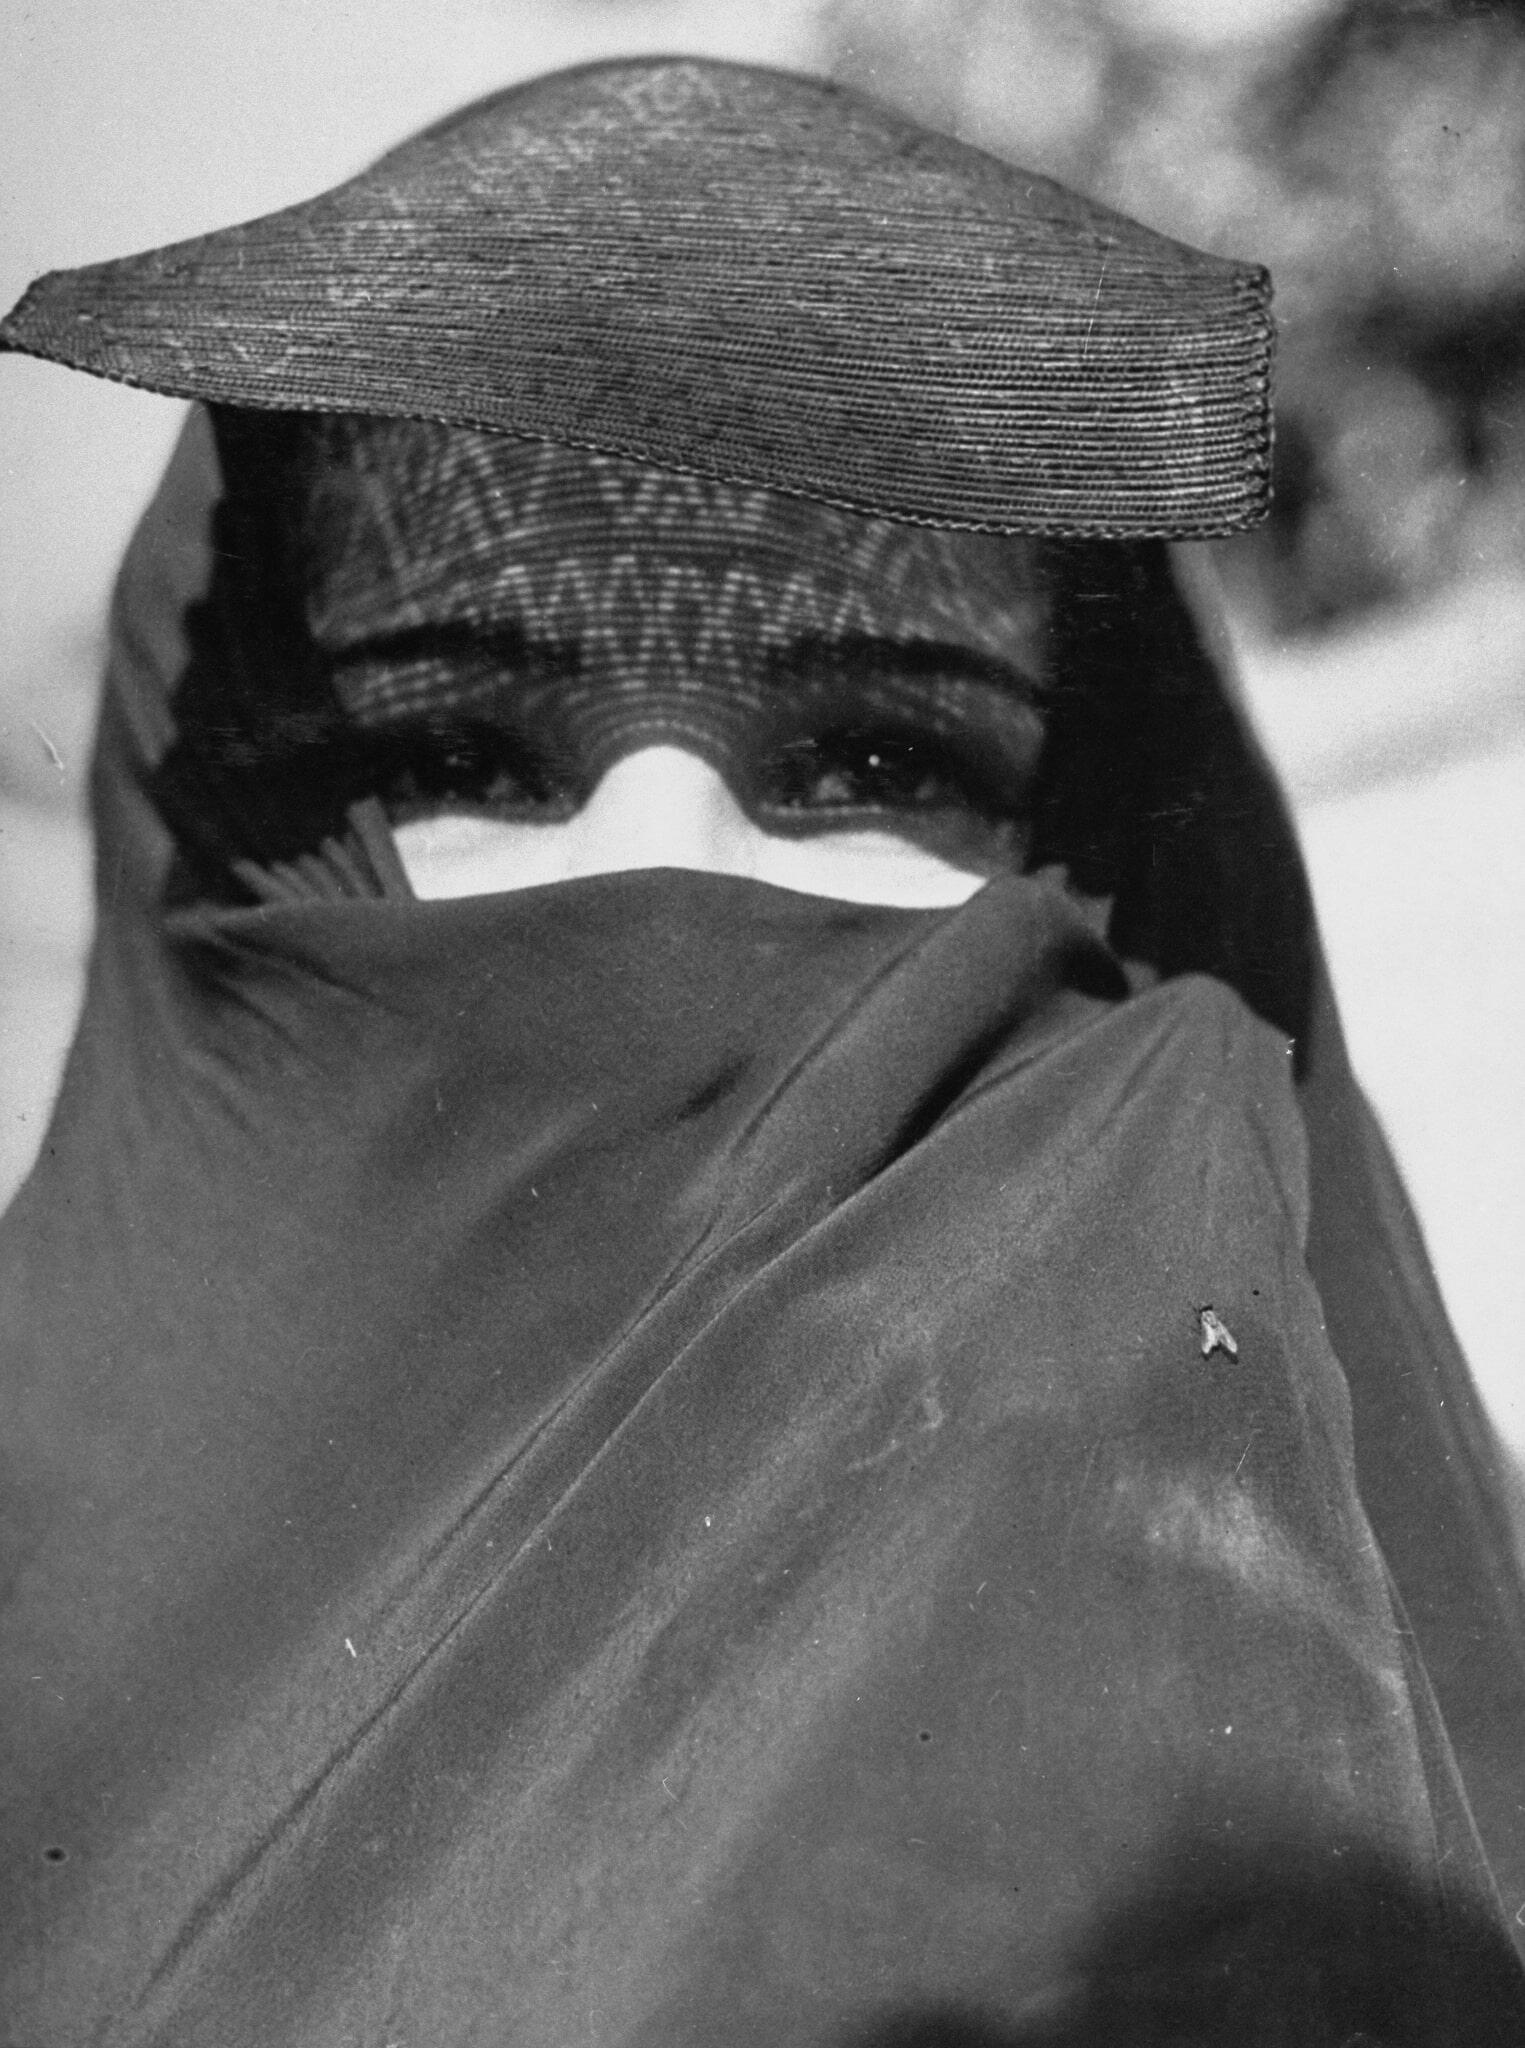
[363,720,574,822]
[764,733,989,815]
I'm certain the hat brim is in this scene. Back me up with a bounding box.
[0,57,1273,539]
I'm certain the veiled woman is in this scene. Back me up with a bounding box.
[2,56,1523,2047]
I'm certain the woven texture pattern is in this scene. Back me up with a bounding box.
[299,416,1049,785]
[154,410,1052,887]
[0,58,1273,537]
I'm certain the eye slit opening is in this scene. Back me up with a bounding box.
[352,713,580,825]
[754,636,1047,819]
[757,726,1014,820]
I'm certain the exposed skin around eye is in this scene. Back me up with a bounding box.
[392,746,994,907]
[760,730,994,816]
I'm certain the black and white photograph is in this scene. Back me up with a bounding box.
[3,3,1523,2040]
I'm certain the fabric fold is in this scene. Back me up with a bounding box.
[3,867,1523,2043]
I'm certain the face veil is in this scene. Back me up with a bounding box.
[3,54,1524,2047]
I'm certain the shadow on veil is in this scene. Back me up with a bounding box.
[834,1810,1525,2048]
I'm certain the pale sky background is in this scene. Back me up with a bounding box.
[2,0,1521,1465]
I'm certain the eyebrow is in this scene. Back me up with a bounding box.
[330,619,1031,661]
[772,634,1047,709]
[322,625,1047,719]
[321,620,581,672]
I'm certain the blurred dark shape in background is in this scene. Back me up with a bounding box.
[825,0,1525,637]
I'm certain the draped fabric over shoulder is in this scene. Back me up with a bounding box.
[3,57,1524,2048]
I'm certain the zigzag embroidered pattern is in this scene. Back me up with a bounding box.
[296,421,1051,761]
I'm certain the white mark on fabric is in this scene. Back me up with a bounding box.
[1080,253,1111,364]
[28,721,65,772]
[1059,1439,1103,1560]
[1136,1478,1358,1651]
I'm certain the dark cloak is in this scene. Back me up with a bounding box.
[1,412,1523,2045]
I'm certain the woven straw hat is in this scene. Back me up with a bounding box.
[0,58,1273,537]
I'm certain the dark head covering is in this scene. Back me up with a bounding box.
[2,57,1523,2047]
